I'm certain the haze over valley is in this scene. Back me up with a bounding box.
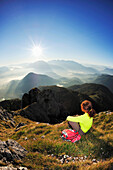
[0,59,113,101]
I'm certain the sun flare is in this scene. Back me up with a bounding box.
[27,38,46,59]
[31,45,43,57]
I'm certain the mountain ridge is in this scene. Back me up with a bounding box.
[93,74,113,93]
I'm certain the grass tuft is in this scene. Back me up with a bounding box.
[0,113,113,169]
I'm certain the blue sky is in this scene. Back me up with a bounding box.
[0,0,113,66]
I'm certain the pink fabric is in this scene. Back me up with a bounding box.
[61,129,81,143]
[71,134,81,143]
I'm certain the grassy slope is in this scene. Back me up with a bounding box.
[0,112,113,170]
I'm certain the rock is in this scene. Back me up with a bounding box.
[21,93,30,109]
[84,156,87,159]
[63,155,67,159]
[49,154,88,164]
[29,88,40,104]
[16,123,26,129]
[0,99,21,111]
[60,158,64,164]
[19,86,80,123]
[24,137,28,141]
[0,107,14,122]
[9,121,15,128]
[19,85,113,124]
[106,111,112,115]
[74,157,79,161]
[18,167,28,170]
[80,157,84,160]
[41,135,45,139]
[0,139,28,164]
[15,122,26,132]
[0,167,28,170]
[20,102,50,123]
[15,129,19,132]
[21,88,40,109]
[6,139,27,159]
[0,167,17,170]
[92,159,97,163]
[36,122,40,124]
[0,140,13,161]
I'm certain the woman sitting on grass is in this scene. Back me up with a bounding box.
[67,100,96,137]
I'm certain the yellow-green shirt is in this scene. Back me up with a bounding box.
[66,113,93,133]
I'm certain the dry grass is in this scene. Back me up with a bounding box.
[0,112,113,169]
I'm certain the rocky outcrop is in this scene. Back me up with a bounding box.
[0,107,14,122]
[0,99,21,111]
[19,86,81,123]
[0,139,28,165]
[21,88,40,108]
[19,84,113,124]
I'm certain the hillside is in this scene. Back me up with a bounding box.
[18,84,113,124]
[1,84,113,124]
[4,80,20,99]
[0,109,113,169]
[68,83,113,112]
[5,73,59,99]
[58,77,83,87]
[93,74,113,93]
[1,71,84,100]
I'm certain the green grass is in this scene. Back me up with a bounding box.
[0,112,113,169]
[12,130,25,140]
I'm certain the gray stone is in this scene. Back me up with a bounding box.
[0,107,14,122]
[0,139,28,164]
[41,135,45,139]
[16,123,26,129]
[0,167,28,170]
[92,159,97,163]
[24,137,28,141]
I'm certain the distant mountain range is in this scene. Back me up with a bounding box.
[0,60,113,100]
[4,73,59,99]
[102,68,113,75]
[3,72,84,99]
[0,60,113,85]
[93,74,113,93]
[48,60,99,75]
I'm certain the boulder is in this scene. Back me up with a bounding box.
[6,139,27,160]
[0,139,28,165]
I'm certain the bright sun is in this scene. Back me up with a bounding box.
[31,45,43,57]
[27,38,45,58]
